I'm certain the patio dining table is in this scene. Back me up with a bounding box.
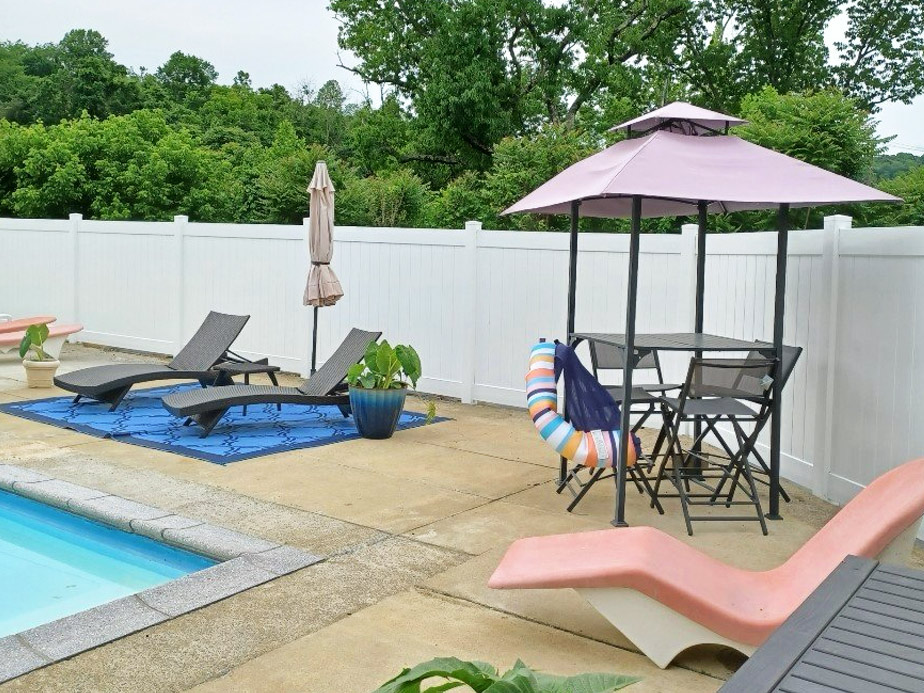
[570,331,780,523]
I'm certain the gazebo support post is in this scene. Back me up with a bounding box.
[311,306,319,375]
[561,200,581,484]
[693,200,708,457]
[768,203,790,520]
[614,195,642,528]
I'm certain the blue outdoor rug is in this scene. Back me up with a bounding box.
[0,384,444,464]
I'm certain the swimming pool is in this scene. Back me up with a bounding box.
[0,489,214,638]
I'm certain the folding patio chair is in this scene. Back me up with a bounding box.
[652,355,777,535]
[731,343,803,503]
[529,341,664,514]
[587,341,680,433]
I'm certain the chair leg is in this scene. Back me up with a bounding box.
[672,450,694,536]
[72,394,82,404]
[631,466,664,515]
[337,404,351,418]
[193,407,229,437]
[567,467,606,512]
[98,385,132,412]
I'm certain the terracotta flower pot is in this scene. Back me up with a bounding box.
[348,385,408,439]
[23,358,60,388]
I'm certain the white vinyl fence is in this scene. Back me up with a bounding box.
[2,214,923,531]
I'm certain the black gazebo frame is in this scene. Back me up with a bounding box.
[564,196,791,527]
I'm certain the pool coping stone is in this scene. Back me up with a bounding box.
[0,463,324,683]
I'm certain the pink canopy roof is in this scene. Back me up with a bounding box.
[611,101,745,135]
[504,129,900,219]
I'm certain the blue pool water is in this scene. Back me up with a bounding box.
[0,490,214,637]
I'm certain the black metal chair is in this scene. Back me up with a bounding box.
[723,343,803,503]
[587,341,680,433]
[653,356,777,535]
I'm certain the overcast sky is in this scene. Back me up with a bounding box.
[2,0,922,153]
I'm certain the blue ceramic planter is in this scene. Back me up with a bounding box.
[349,385,408,439]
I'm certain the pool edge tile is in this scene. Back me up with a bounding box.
[18,595,168,662]
[0,464,50,491]
[161,523,279,560]
[0,635,51,683]
[136,558,277,617]
[66,494,172,532]
[243,545,324,576]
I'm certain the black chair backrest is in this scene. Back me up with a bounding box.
[169,311,250,371]
[589,341,663,381]
[299,328,382,396]
[748,343,803,390]
[683,357,775,404]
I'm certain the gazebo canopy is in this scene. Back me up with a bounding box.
[610,101,746,136]
[503,100,901,528]
[504,130,900,219]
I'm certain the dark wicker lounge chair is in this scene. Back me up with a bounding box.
[54,311,250,410]
[161,328,381,436]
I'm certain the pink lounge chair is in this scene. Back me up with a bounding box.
[0,315,56,334]
[489,458,924,669]
[0,323,83,359]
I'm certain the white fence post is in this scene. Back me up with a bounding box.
[680,224,698,332]
[173,215,188,356]
[68,213,82,337]
[818,214,851,498]
[459,221,480,404]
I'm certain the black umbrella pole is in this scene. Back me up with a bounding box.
[614,196,642,528]
[768,204,790,520]
[311,306,319,375]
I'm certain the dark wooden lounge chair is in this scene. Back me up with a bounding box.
[53,311,250,410]
[161,328,381,436]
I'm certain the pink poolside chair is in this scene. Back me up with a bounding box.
[0,320,82,359]
[489,458,924,669]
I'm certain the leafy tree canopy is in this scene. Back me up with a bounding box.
[0,16,922,230]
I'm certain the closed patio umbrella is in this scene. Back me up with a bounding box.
[304,160,344,373]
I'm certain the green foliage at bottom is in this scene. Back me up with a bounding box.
[371,657,640,693]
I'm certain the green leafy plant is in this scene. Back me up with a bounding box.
[347,339,435,422]
[347,339,421,390]
[18,323,53,362]
[371,657,640,693]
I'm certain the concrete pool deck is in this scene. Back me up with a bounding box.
[1,344,922,692]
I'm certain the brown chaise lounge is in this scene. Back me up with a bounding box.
[54,311,250,410]
[161,328,380,437]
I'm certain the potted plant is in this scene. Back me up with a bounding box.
[372,657,640,692]
[346,339,432,439]
[19,322,60,388]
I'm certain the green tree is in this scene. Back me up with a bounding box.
[673,0,924,112]
[874,153,924,181]
[155,51,218,107]
[857,166,924,226]
[331,0,688,168]
[31,30,140,123]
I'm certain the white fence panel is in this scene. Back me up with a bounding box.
[76,220,177,354]
[703,229,830,488]
[0,218,72,322]
[3,214,924,538]
[827,226,924,506]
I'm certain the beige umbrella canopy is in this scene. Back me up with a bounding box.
[304,160,344,374]
[304,160,344,307]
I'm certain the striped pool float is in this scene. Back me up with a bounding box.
[527,341,638,469]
